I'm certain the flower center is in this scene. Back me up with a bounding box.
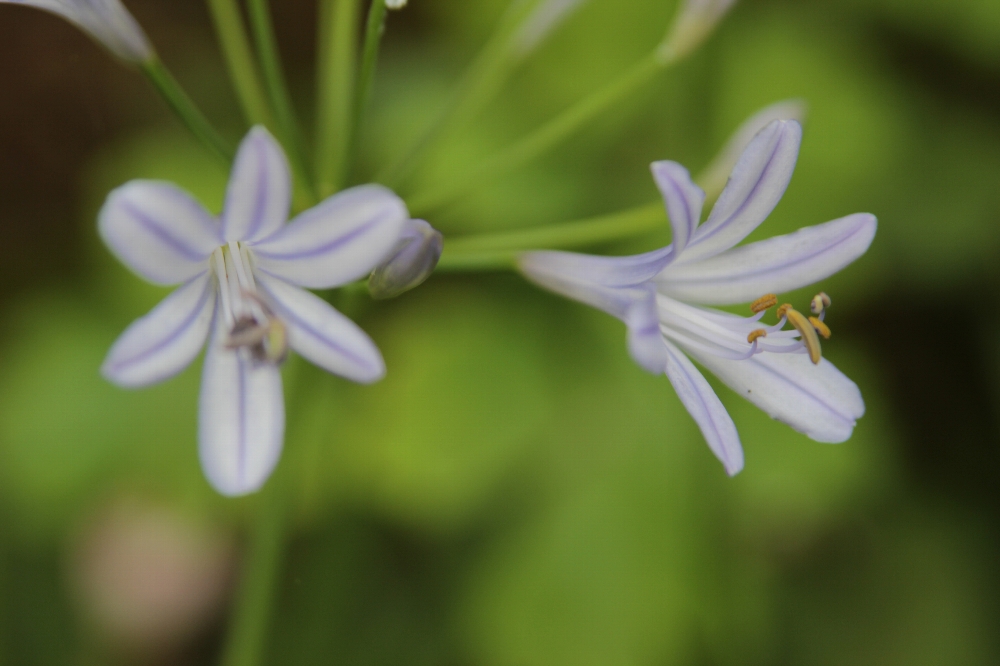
[757,293,833,365]
[211,242,288,364]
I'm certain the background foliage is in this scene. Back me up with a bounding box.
[0,0,999,663]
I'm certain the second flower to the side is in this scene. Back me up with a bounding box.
[100,127,414,496]
[519,119,876,475]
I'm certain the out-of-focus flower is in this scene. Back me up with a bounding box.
[368,218,443,299]
[519,120,875,474]
[68,497,235,654]
[696,99,807,199]
[512,0,589,56]
[99,126,408,496]
[659,0,737,62]
[385,0,407,9]
[0,0,152,62]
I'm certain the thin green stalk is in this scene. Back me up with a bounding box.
[246,0,315,207]
[219,484,287,666]
[407,52,665,214]
[141,57,234,163]
[315,0,361,198]
[348,0,389,179]
[437,200,665,271]
[207,0,274,128]
[376,0,538,187]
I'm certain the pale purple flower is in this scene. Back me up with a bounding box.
[1,0,152,62]
[660,0,738,61]
[519,119,876,475]
[100,127,408,496]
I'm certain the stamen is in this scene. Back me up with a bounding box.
[776,303,793,319]
[224,291,289,365]
[750,294,778,313]
[809,316,831,339]
[784,307,822,364]
[810,292,831,315]
[747,328,767,343]
[212,248,235,328]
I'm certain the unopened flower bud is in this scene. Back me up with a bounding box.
[658,0,737,63]
[368,219,443,299]
[1,0,153,63]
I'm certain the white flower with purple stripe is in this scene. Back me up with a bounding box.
[1,0,152,62]
[519,119,876,475]
[100,126,408,496]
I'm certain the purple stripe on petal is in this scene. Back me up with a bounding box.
[101,274,216,388]
[121,200,214,262]
[253,208,393,262]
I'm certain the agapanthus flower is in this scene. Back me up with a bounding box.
[100,127,408,495]
[1,0,152,62]
[519,119,875,474]
[660,0,738,61]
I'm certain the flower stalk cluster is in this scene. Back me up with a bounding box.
[0,1,880,661]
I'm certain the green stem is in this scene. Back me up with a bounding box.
[315,0,361,198]
[406,51,666,214]
[246,0,316,207]
[375,0,538,187]
[141,57,234,163]
[206,0,274,128]
[348,0,389,178]
[219,483,287,666]
[437,200,665,271]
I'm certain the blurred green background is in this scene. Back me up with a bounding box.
[1,0,999,663]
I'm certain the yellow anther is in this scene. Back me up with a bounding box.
[776,303,793,319]
[810,292,832,315]
[750,293,778,314]
[809,316,831,340]
[747,328,767,343]
[784,307,821,364]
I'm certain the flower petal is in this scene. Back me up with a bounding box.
[658,213,877,305]
[697,99,807,200]
[625,288,669,374]
[662,339,744,475]
[517,245,673,293]
[101,274,216,388]
[99,181,220,285]
[518,252,652,320]
[682,119,802,262]
[2,0,153,62]
[688,347,865,443]
[256,274,386,383]
[651,160,704,256]
[198,325,285,497]
[221,127,292,243]
[252,184,408,288]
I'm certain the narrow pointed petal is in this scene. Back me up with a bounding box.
[102,274,216,388]
[518,252,651,320]
[689,347,865,443]
[2,0,153,62]
[199,328,285,497]
[256,275,386,383]
[662,340,744,475]
[221,127,292,243]
[659,213,877,305]
[651,160,704,256]
[252,185,408,288]
[697,100,807,200]
[626,289,669,374]
[99,181,221,285]
[683,120,802,262]
[517,245,673,294]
